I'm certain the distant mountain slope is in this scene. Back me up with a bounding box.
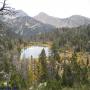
[1,10,90,40]
[0,10,56,40]
[0,20,19,39]
[34,12,90,28]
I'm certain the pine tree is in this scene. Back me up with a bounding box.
[48,42,60,80]
[39,48,48,82]
[51,42,60,63]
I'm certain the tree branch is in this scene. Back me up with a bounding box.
[0,0,7,11]
[0,0,17,15]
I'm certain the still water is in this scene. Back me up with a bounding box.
[21,46,49,59]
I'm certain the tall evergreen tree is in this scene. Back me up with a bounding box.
[39,48,48,82]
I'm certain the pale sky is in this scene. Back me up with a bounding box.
[7,0,90,18]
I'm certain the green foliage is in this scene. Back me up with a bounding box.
[39,49,48,82]
[10,70,27,89]
[45,80,62,90]
[34,25,90,52]
[0,16,90,89]
[51,42,60,63]
[62,65,73,87]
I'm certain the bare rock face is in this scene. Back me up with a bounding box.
[34,12,90,28]
[1,10,90,40]
[0,10,55,40]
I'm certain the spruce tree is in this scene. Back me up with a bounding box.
[39,48,48,82]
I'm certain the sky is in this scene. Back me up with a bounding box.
[7,0,90,18]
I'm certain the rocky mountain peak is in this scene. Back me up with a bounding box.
[34,12,90,28]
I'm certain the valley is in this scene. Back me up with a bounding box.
[0,6,90,90]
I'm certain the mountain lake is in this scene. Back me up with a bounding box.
[20,46,49,59]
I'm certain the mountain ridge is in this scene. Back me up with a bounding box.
[0,10,56,40]
[1,10,90,40]
[34,12,90,28]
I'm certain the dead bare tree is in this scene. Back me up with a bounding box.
[0,0,7,11]
[0,0,16,15]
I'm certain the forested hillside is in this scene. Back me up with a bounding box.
[32,24,90,52]
[18,23,90,90]
[0,0,90,90]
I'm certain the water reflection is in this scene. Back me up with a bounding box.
[21,46,49,59]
